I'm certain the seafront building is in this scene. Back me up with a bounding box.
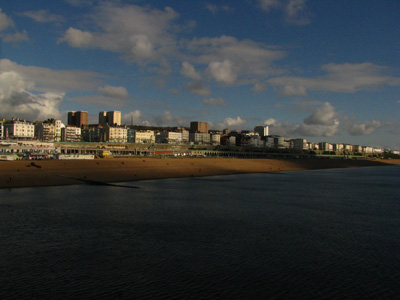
[103,125,127,143]
[254,126,269,138]
[61,126,82,142]
[4,118,35,140]
[0,113,395,158]
[35,119,64,142]
[135,130,155,143]
[99,111,121,127]
[68,111,88,127]
[0,120,4,139]
[190,121,209,133]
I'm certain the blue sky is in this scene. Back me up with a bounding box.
[0,0,399,148]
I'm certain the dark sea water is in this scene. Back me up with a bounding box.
[1,166,399,300]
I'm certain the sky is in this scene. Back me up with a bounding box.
[0,0,399,149]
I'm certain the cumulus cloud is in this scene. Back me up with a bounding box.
[205,4,232,14]
[268,62,400,96]
[217,116,247,130]
[151,110,187,127]
[0,71,63,120]
[59,27,94,48]
[186,36,285,84]
[264,118,277,126]
[187,81,211,96]
[2,30,29,42]
[21,10,65,23]
[257,0,311,25]
[97,85,128,98]
[344,119,382,136]
[59,3,180,64]
[0,59,106,120]
[203,97,226,107]
[122,110,142,125]
[207,60,237,85]
[0,59,101,93]
[267,102,340,137]
[304,102,337,126]
[181,61,201,80]
[0,8,14,31]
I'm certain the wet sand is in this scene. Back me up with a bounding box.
[1,157,399,189]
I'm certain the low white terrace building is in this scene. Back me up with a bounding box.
[103,126,127,143]
[156,131,182,144]
[189,132,211,145]
[4,118,35,139]
[135,130,155,143]
[61,126,82,142]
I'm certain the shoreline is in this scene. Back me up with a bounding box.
[1,157,399,189]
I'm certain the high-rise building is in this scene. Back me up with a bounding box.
[190,121,209,133]
[99,111,121,126]
[68,111,88,127]
[254,125,269,138]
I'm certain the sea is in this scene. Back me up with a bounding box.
[1,166,399,300]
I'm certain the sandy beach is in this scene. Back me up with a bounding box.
[0,157,399,189]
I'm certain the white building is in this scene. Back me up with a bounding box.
[319,142,333,151]
[362,146,373,154]
[333,143,344,152]
[61,126,82,142]
[4,118,35,139]
[211,134,221,145]
[99,111,121,127]
[135,130,155,143]
[103,126,127,143]
[0,121,4,139]
[189,132,211,144]
[254,125,269,138]
[156,131,182,144]
[291,139,308,151]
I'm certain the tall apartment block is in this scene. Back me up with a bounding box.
[190,121,209,133]
[68,111,88,127]
[99,111,121,127]
[254,125,269,138]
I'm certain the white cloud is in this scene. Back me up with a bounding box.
[344,119,382,136]
[0,8,14,31]
[181,61,201,80]
[22,10,65,23]
[205,4,232,14]
[186,36,285,85]
[304,102,337,126]
[207,60,237,85]
[0,59,108,120]
[217,116,247,130]
[2,30,29,42]
[285,0,310,25]
[122,110,142,125]
[264,118,277,126]
[187,81,211,96]
[268,102,340,137]
[0,59,101,93]
[59,27,94,48]
[268,62,400,96]
[151,110,187,127]
[97,85,128,98]
[257,0,310,25]
[258,0,279,11]
[203,97,226,107]
[59,3,180,64]
[0,71,63,121]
